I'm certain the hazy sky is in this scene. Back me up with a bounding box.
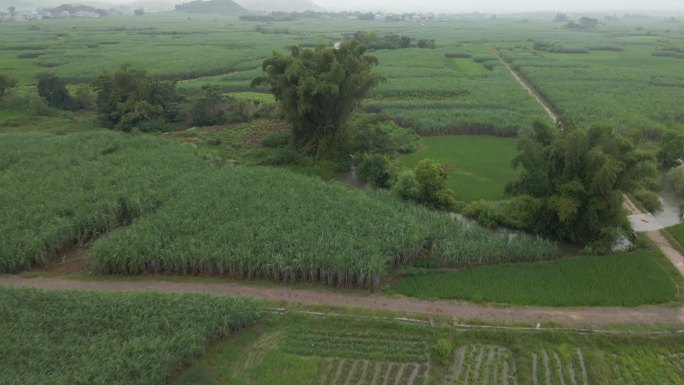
[314,0,684,13]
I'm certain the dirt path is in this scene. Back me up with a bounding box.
[488,44,559,124]
[623,195,684,278]
[1,275,682,325]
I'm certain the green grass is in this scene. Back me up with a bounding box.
[401,135,520,201]
[390,250,678,306]
[447,58,489,74]
[173,312,684,385]
[666,222,684,249]
[0,288,261,385]
[250,351,323,385]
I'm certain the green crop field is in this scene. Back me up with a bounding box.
[173,312,684,385]
[390,250,678,306]
[1,131,554,288]
[0,288,260,385]
[0,132,208,272]
[401,136,520,201]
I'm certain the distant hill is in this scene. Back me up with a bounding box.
[235,0,323,12]
[175,0,244,13]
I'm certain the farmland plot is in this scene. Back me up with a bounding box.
[445,345,519,385]
[531,348,588,385]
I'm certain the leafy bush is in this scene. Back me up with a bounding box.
[261,130,290,148]
[26,92,50,116]
[0,74,17,98]
[93,64,180,132]
[634,189,662,213]
[392,170,421,201]
[414,159,456,208]
[433,338,453,364]
[357,153,394,187]
[37,74,77,111]
[667,166,684,196]
[266,146,297,165]
[463,200,501,229]
[349,113,419,155]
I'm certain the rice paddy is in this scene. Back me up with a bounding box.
[401,136,520,201]
[390,250,678,306]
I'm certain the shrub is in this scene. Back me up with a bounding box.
[433,338,453,364]
[37,74,77,110]
[463,200,501,229]
[634,189,662,213]
[414,159,453,205]
[357,153,394,188]
[267,146,297,165]
[26,92,50,116]
[261,131,290,148]
[392,170,421,201]
[0,74,17,98]
[668,166,684,196]
[434,188,457,210]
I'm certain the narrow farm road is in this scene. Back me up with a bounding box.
[488,44,559,124]
[623,195,684,278]
[1,274,683,325]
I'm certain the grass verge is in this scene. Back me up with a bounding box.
[389,250,678,306]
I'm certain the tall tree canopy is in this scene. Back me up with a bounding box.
[93,64,180,132]
[37,74,75,110]
[0,74,17,99]
[252,41,383,159]
[506,120,656,250]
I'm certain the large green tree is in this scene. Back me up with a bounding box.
[0,74,17,99]
[252,41,383,159]
[37,74,75,110]
[506,120,656,250]
[93,64,180,132]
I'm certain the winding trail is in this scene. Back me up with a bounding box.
[1,274,683,325]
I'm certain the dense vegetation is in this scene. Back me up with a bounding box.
[401,135,520,201]
[392,250,677,306]
[0,132,554,287]
[93,64,181,132]
[505,121,658,250]
[253,41,383,159]
[0,288,261,385]
[0,132,206,272]
[91,163,554,289]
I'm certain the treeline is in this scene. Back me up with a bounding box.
[349,31,436,50]
[49,4,107,16]
[532,42,588,54]
[175,0,244,14]
[653,46,684,59]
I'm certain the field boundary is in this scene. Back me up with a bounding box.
[1,275,683,325]
[488,43,560,124]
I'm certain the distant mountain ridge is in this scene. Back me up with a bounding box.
[236,0,323,12]
[175,0,244,13]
